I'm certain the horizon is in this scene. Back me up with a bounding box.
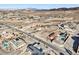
[0,4,79,9]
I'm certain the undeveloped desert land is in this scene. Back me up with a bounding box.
[0,8,79,55]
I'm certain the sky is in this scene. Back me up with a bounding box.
[0,4,79,9]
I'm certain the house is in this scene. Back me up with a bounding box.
[72,34,79,53]
[47,32,57,42]
[27,42,44,55]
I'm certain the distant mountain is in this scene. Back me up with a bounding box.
[0,7,79,11]
[34,7,79,11]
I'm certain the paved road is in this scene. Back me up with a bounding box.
[4,24,70,55]
[0,48,22,55]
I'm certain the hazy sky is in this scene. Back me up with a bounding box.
[0,4,79,9]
